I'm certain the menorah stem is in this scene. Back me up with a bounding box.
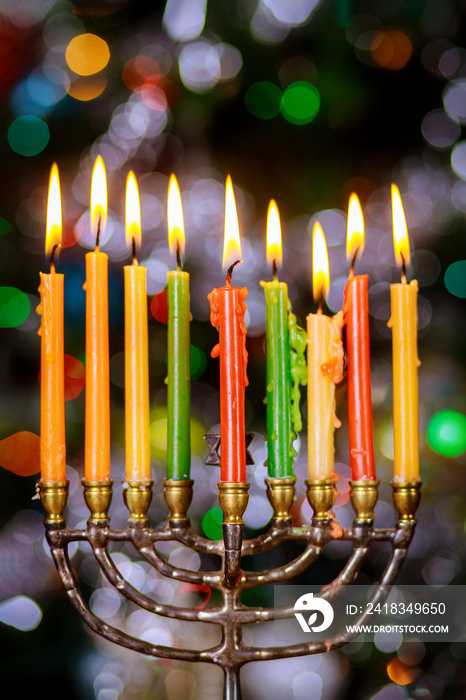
[223,666,241,700]
[218,481,250,587]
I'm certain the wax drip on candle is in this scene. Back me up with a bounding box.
[225,259,242,287]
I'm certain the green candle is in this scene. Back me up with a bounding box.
[167,270,191,479]
[166,175,191,480]
[261,201,307,478]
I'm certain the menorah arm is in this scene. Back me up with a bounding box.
[241,541,322,588]
[92,545,223,623]
[49,545,212,663]
[136,541,222,588]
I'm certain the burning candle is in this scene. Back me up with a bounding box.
[260,201,306,479]
[124,172,151,481]
[344,194,376,481]
[307,223,344,481]
[208,176,248,483]
[38,164,66,482]
[389,184,419,483]
[84,156,110,482]
[166,174,191,481]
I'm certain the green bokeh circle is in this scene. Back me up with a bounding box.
[7,115,50,156]
[0,287,31,327]
[427,410,466,457]
[280,81,320,125]
[244,81,282,120]
[444,260,466,298]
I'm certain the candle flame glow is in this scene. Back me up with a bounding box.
[223,174,242,270]
[346,193,364,265]
[391,183,410,269]
[266,200,282,269]
[125,171,141,250]
[90,156,107,241]
[167,174,185,258]
[46,163,62,258]
[312,222,330,303]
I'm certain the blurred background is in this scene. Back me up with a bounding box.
[0,1,465,698]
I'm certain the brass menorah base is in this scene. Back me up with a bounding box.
[39,476,421,700]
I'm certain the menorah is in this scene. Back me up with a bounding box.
[38,460,421,700]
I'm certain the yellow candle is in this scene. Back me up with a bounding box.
[389,185,420,482]
[306,223,344,480]
[84,157,110,482]
[124,172,150,481]
[38,164,66,482]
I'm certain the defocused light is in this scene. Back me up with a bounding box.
[64,354,85,400]
[443,79,466,124]
[371,29,412,70]
[217,44,243,81]
[444,260,466,297]
[0,431,40,476]
[245,81,282,119]
[427,410,466,457]
[263,0,322,27]
[65,33,110,76]
[150,289,169,323]
[122,56,161,92]
[223,175,241,271]
[7,115,50,156]
[68,73,107,101]
[163,0,207,42]
[0,287,30,327]
[421,109,460,150]
[179,40,221,93]
[0,218,12,236]
[386,658,418,685]
[0,596,42,631]
[190,345,207,380]
[202,507,223,540]
[451,140,466,179]
[150,418,167,451]
[280,81,320,125]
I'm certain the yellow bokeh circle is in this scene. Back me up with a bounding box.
[65,33,110,76]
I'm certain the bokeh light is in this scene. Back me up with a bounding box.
[190,345,207,380]
[68,73,107,101]
[0,431,40,476]
[386,658,418,685]
[65,34,110,76]
[370,29,412,70]
[202,506,223,540]
[64,355,85,400]
[0,287,30,327]
[427,410,466,457]
[444,260,466,297]
[280,81,320,124]
[244,81,282,119]
[7,116,50,156]
[0,595,42,631]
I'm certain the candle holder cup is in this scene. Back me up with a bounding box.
[39,470,421,700]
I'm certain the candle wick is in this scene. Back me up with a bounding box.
[350,245,360,275]
[49,243,60,273]
[226,259,242,287]
[132,237,138,266]
[95,213,101,251]
[272,258,278,280]
[176,240,182,271]
[400,251,407,284]
[317,297,323,314]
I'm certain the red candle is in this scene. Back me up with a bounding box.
[344,195,376,481]
[208,176,248,483]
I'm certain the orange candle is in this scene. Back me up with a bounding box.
[124,172,151,481]
[208,176,248,483]
[84,157,110,482]
[38,164,66,482]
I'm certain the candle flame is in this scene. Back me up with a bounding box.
[391,183,410,269]
[46,163,62,257]
[90,156,107,241]
[125,171,141,250]
[266,199,282,269]
[167,174,185,258]
[223,174,242,270]
[346,193,365,265]
[312,222,330,303]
